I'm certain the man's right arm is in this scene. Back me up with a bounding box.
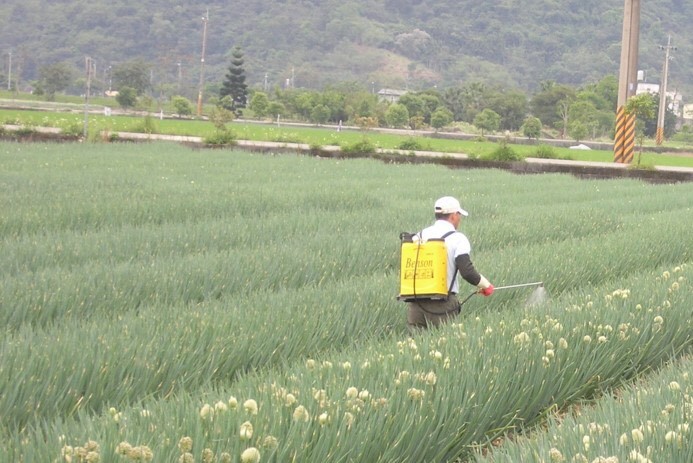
[455,254,493,294]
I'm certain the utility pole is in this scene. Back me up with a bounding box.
[656,35,676,146]
[613,0,640,164]
[83,57,94,138]
[196,9,209,117]
[7,51,11,91]
[177,62,182,92]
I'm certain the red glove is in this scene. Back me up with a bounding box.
[479,285,494,296]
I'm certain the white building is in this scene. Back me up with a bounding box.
[682,104,693,121]
[377,89,407,103]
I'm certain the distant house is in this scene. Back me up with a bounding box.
[683,104,693,121]
[377,88,407,103]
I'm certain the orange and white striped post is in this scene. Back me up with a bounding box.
[614,0,640,164]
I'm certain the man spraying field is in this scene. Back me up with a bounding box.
[399,196,494,330]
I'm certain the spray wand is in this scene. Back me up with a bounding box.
[459,281,546,307]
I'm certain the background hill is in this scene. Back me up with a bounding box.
[0,0,691,98]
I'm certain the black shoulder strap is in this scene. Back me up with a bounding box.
[441,230,457,295]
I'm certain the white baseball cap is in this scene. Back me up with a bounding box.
[434,196,469,216]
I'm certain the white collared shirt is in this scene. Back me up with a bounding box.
[418,220,472,294]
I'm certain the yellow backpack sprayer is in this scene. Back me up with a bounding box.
[398,231,548,307]
[398,231,455,301]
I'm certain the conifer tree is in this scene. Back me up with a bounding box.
[219,46,248,116]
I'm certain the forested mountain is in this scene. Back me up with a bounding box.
[0,0,691,99]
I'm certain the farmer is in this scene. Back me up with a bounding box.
[407,196,494,330]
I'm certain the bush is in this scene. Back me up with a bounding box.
[171,96,194,118]
[521,116,542,139]
[398,138,423,151]
[115,87,137,109]
[671,131,693,144]
[484,140,522,162]
[533,144,557,159]
[341,139,377,155]
[204,130,236,146]
[60,122,84,138]
[627,162,656,171]
[130,116,158,134]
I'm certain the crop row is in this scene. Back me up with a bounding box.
[1,143,691,461]
[4,264,690,462]
[475,354,692,462]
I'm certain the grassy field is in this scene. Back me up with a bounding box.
[1,141,691,462]
[1,105,692,168]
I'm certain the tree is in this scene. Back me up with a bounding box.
[568,100,599,139]
[115,86,137,109]
[521,116,542,139]
[625,94,656,165]
[219,46,249,116]
[206,106,236,145]
[441,87,465,121]
[530,84,575,129]
[568,121,588,142]
[319,89,348,123]
[248,92,270,118]
[385,103,409,128]
[171,95,193,117]
[398,93,425,120]
[208,106,235,132]
[39,62,73,100]
[461,82,489,123]
[473,108,501,136]
[267,101,286,119]
[430,107,453,131]
[487,90,528,131]
[420,93,442,123]
[310,104,331,124]
[645,93,677,139]
[409,115,425,130]
[112,59,151,95]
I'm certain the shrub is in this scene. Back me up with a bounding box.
[533,144,557,159]
[341,139,377,155]
[60,122,84,138]
[269,132,303,143]
[204,130,236,146]
[130,116,158,134]
[671,131,693,144]
[627,162,656,171]
[309,143,326,156]
[484,140,522,161]
[171,96,194,118]
[398,137,423,151]
[14,126,37,136]
[115,86,137,109]
[430,107,454,131]
[521,116,542,139]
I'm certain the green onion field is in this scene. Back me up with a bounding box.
[0,141,691,462]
